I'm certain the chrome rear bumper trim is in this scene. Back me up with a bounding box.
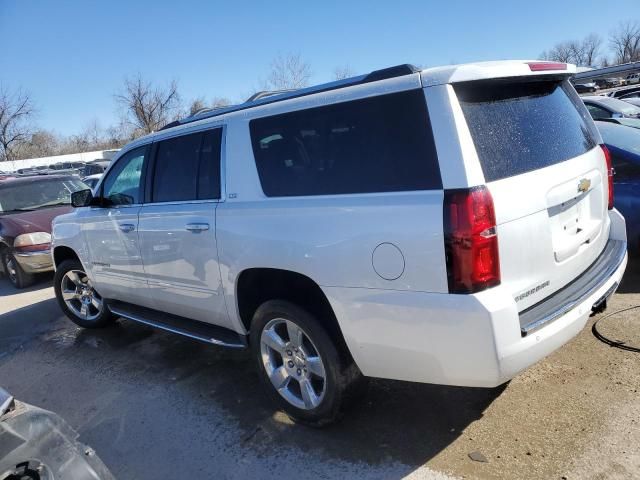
[519,239,627,336]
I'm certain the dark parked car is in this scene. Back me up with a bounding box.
[574,82,598,93]
[82,160,111,176]
[596,120,640,251]
[595,78,622,89]
[0,175,87,288]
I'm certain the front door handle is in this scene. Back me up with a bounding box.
[186,223,210,232]
[119,223,135,233]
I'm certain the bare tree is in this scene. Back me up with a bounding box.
[265,53,312,90]
[0,86,36,161]
[189,96,231,116]
[582,33,602,66]
[610,21,640,64]
[567,40,587,65]
[211,97,231,108]
[333,65,355,80]
[189,97,207,115]
[115,75,181,135]
[541,33,602,66]
[14,130,59,159]
[541,41,574,63]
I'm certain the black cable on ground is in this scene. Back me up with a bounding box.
[592,305,640,353]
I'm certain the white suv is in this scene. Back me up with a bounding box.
[52,61,627,425]
[626,73,640,85]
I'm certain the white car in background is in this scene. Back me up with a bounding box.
[51,60,627,425]
[625,73,640,85]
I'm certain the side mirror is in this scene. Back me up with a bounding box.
[71,189,94,208]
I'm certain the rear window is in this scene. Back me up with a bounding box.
[455,80,598,182]
[249,90,441,197]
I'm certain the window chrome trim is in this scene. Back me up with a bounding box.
[141,199,220,207]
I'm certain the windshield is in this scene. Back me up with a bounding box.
[0,178,87,213]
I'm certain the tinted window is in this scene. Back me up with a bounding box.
[456,80,598,182]
[103,147,146,206]
[152,129,221,202]
[249,90,441,197]
[198,129,222,199]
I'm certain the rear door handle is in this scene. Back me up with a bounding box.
[186,223,210,232]
[119,223,135,233]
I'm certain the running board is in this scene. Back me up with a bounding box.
[107,301,247,349]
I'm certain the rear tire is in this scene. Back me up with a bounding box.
[54,259,113,328]
[2,253,35,289]
[250,300,365,426]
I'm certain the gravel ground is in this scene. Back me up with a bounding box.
[0,262,639,480]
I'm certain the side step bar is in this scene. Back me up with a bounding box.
[108,300,247,349]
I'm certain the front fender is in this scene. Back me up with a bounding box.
[51,212,91,274]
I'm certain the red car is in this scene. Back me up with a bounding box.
[0,175,87,288]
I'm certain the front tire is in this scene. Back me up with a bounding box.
[250,300,364,426]
[2,253,35,289]
[54,259,113,328]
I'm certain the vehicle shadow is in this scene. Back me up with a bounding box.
[67,320,505,472]
[616,253,640,294]
[0,274,53,296]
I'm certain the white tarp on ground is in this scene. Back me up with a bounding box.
[1,149,119,172]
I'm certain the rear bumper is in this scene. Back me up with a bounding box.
[13,249,53,273]
[519,238,627,336]
[324,209,627,388]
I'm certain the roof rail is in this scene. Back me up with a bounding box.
[161,63,419,131]
[246,89,298,102]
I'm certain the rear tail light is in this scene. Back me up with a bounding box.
[526,62,567,71]
[444,186,501,294]
[601,144,614,210]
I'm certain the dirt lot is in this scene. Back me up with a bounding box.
[0,262,639,479]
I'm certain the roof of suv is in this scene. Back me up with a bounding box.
[122,60,575,152]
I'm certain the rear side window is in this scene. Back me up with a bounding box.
[152,129,222,202]
[249,90,441,197]
[455,80,598,182]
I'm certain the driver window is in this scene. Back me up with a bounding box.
[102,147,146,206]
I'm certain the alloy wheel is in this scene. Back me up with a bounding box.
[260,318,327,410]
[60,269,104,321]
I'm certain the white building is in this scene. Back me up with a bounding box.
[1,149,119,172]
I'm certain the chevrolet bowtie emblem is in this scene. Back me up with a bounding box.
[578,178,591,193]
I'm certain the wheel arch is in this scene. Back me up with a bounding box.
[53,245,81,269]
[235,268,352,360]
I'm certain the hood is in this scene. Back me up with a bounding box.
[0,206,72,241]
